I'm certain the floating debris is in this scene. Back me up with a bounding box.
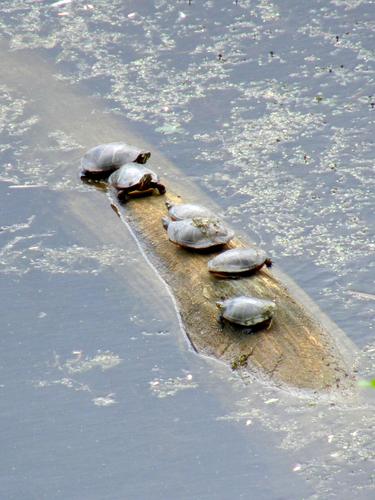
[149,375,198,398]
[92,394,117,407]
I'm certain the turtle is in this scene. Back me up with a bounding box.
[108,163,166,202]
[216,296,276,330]
[208,248,272,277]
[165,201,215,221]
[80,142,151,179]
[162,217,234,250]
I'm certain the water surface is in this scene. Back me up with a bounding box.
[0,1,374,498]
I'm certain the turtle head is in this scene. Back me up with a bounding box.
[165,200,174,210]
[216,301,224,310]
[136,151,151,164]
[161,216,171,230]
[265,258,272,268]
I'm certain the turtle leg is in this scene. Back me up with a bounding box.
[218,314,225,328]
[265,317,273,330]
[117,189,129,203]
[249,317,273,333]
[150,182,166,195]
[242,327,254,335]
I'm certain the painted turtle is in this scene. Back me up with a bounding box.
[162,217,234,250]
[109,163,166,202]
[217,296,276,330]
[208,248,272,277]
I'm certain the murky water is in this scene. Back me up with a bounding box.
[0,1,374,498]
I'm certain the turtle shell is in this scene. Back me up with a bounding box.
[208,248,271,275]
[81,142,150,178]
[108,163,158,190]
[165,217,234,249]
[166,201,214,221]
[217,296,276,326]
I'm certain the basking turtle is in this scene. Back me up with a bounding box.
[162,217,234,250]
[165,201,214,221]
[80,142,151,179]
[109,163,166,202]
[208,248,272,277]
[217,296,276,330]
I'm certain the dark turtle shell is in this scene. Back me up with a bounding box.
[80,142,151,179]
[109,164,157,189]
[109,163,166,202]
[208,248,272,277]
[217,296,276,328]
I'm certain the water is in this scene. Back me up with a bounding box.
[0,1,374,498]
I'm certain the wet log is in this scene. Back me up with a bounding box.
[112,189,354,392]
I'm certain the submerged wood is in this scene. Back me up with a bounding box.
[1,40,355,392]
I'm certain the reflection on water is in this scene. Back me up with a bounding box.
[0,0,374,498]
